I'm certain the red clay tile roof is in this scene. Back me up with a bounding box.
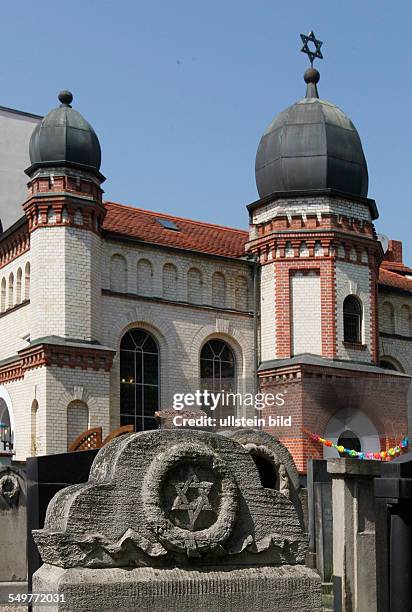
[102,201,249,258]
[379,268,412,293]
[103,202,412,292]
[380,260,412,275]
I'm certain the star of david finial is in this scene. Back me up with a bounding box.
[300,31,323,67]
[172,471,215,531]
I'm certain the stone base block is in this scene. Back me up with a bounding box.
[33,564,322,612]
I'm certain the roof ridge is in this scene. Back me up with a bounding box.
[104,201,248,235]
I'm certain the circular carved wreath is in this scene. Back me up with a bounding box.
[0,473,20,505]
[142,442,238,557]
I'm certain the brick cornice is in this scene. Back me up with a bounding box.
[23,172,106,236]
[258,361,410,383]
[0,222,30,269]
[0,343,115,383]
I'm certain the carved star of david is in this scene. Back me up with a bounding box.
[171,471,214,531]
[300,31,323,66]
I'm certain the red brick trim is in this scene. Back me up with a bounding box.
[0,343,115,383]
[0,225,30,269]
[273,260,336,359]
[24,173,106,236]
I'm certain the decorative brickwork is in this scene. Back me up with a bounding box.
[259,364,410,472]
[0,223,30,270]
[23,169,106,236]
[0,343,115,385]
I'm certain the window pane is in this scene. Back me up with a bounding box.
[120,384,135,415]
[200,360,214,378]
[143,334,158,354]
[135,384,143,416]
[144,386,158,416]
[120,329,159,430]
[134,417,144,432]
[120,351,134,381]
[120,414,135,427]
[143,417,158,431]
[120,332,135,350]
[130,329,149,348]
[144,354,158,385]
[201,342,214,359]
[135,351,143,384]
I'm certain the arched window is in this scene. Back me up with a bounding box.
[1,278,6,312]
[381,301,395,334]
[8,273,14,309]
[200,339,236,422]
[0,398,12,452]
[337,430,361,457]
[187,267,203,304]
[67,400,89,449]
[400,305,412,337]
[343,295,362,343]
[162,263,178,300]
[137,258,153,296]
[16,268,22,304]
[380,357,404,372]
[120,329,159,432]
[24,262,31,301]
[235,276,249,310]
[110,254,127,293]
[212,272,226,308]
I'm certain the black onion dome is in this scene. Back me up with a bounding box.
[255,68,368,199]
[28,90,101,173]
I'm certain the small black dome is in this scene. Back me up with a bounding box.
[255,70,368,199]
[28,91,101,173]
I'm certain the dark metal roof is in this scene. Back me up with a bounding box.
[258,353,410,378]
[27,91,101,175]
[255,70,369,200]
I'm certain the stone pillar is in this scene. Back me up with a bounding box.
[327,458,381,612]
[0,464,27,585]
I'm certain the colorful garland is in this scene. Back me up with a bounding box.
[307,431,409,461]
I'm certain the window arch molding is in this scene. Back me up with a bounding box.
[343,294,363,343]
[381,300,395,334]
[199,336,237,389]
[380,355,405,373]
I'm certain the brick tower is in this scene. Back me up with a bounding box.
[246,63,410,472]
[19,90,113,455]
[23,90,107,343]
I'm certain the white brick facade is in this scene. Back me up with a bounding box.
[260,263,276,361]
[335,261,372,362]
[290,271,322,355]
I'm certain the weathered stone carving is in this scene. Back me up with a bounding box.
[223,429,306,528]
[32,429,321,611]
[279,463,290,498]
[0,472,20,506]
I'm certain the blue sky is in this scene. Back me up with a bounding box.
[1,1,411,262]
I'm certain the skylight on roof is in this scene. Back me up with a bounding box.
[156,217,180,231]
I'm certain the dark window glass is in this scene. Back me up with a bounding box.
[380,360,398,371]
[337,430,361,457]
[120,329,159,431]
[200,340,236,423]
[343,296,362,343]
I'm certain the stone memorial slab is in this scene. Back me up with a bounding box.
[32,429,321,611]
